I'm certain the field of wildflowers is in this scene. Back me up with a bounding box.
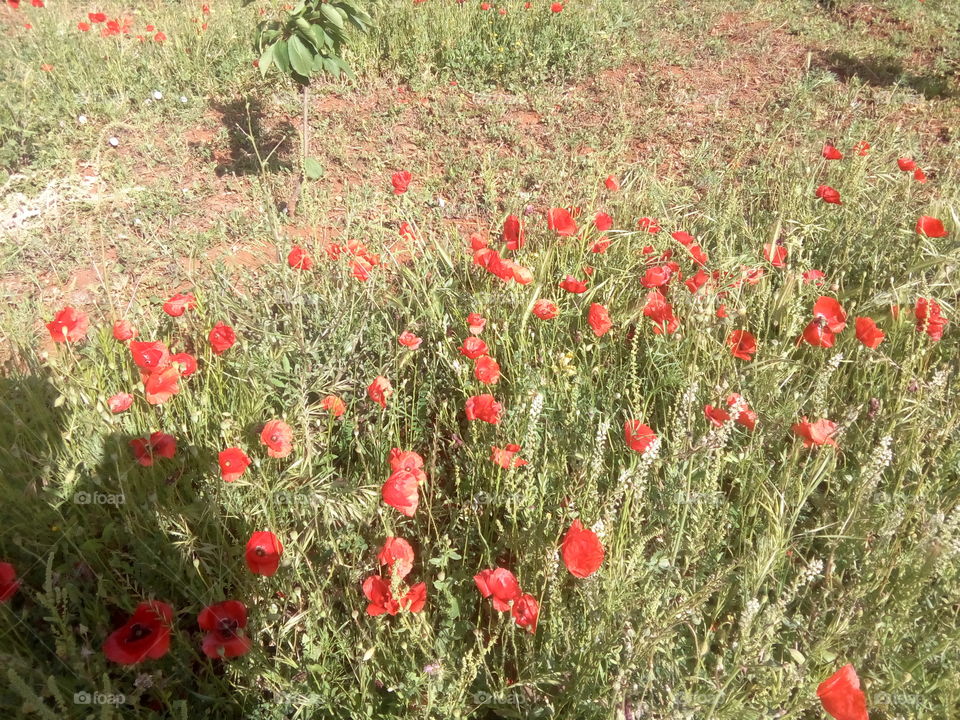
[1,1,959,719]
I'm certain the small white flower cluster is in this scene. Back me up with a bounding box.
[590,415,611,481]
[860,435,894,498]
[522,391,545,452]
[739,597,762,630]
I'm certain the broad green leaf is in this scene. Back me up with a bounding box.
[257,42,275,77]
[304,157,324,180]
[273,39,291,74]
[319,3,345,29]
[287,34,315,78]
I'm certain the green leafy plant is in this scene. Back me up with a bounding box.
[255,0,373,211]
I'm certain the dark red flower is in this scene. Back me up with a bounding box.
[624,420,657,453]
[792,417,838,448]
[822,144,843,160]
[169,352,197,377]
[815,185,842,205]
[641,265,672,288]
[853,140,870,156]
[218,448,251,482]
[643,290,679,334]
[162,293,196,317]
[130,432,176,467]
[726,394,757,430]
[637,217,661,233]
[199,601,252,659]
[588,303,613,337]
[288,245,313,270]
[130,340,170,371]
[103,601,173,665]
[897,157,916,172]
[389,448,426,477]
[260,419,293,458]
[502,214,525,250]
[813,297,847,332]
[817,664,869,720]
[245,531,283,576]
[465,394,502,424]
[547,208,577,236]
[763,243,787,268]
[398,331,422,350]
[550,2,563,12]
[46,306,88,343]
[378,537,415,578]
[363,575,426,615]
[391,170,412,194]
[209,323,236,355]
[474,568,521,611]
[0,562,21,603]
[561,519,604,578]
[803,269,826,285]
[88,12,106,23]
[913,167,926,183]
[474,355,501,385]
[914,297,947,340]
[727,330,756,361]
[466,313,486,335]
[594,212,613,231]
[512,593,539,633]
[854,317,885,348]
[604,175,620,191]
[108,393,134,413]
[915,216,947,238]
[320,395,346,417]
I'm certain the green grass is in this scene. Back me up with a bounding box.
[1,0,960,719]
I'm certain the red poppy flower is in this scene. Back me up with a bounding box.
[391,170,412,194]
[143,366,180,405]
[218,448,251,482]
[588,303,613,337]
[854,317,884,348]
[245,531,283,576]
[288,245,313,270]
[465,394,502,424]
[704,404,731,427]
[914,297,947,340]
[382,470,420,516]
[78,21,90,30]
[547,208,577,236]
[260,419,293,458]
[814,297,847,332]
[638,217,661,233]
[604,175,620,190]
[561,519,604,578]
[154,31,166,43]
[162,293,196,317]
[130,340,170,371]
[550,2,563,11]
[681,269,707,294]
[368,376,393,408]
[466,313,486,335]
[624,420,657,453]
[643,290,679,335]
[112,319,137,341]
[378,537,415,578]
[801,321,835,348]
[913,167,926,183]
[763,243,787,268]
[46,306,89,343]
[474,355,501,385]
[803,269,826,285]
[389,448,425,475]
[199,600,252,659]
[559,275,587,294]
[716,304,727,318]
[897,157,916,172]
[166,352,195,377]
[817,664,869,720]
[727,394,757,430]
[129,432,176,467]
[502,214,525,250]
[641,265,672,288]
[108,393,134,413]
[491,443,527,469]
[460,337,489,359]
[853,140,870,156]
[208,323,236,355]
[480,2,490,10]
[688,244,708,266]
[532,299,559,320]
[474,568,521,611]
[512,593,539,633]
[469,233,489,251]
[822,144,843,160]
[594,212,613,232]
[89,12,106,22]
[792,417,838,448]
[320,394,346,417]
[398,331,422,350]
[0,562,21,603]
[590,236,612,253]
[102,601,173,665]
[727,330,756,361]
[915,216,947,238]
[815,185,842,205]
[363,575,426,615]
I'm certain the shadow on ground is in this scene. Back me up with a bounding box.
[817,50,958,100]
[206,97,296,176]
